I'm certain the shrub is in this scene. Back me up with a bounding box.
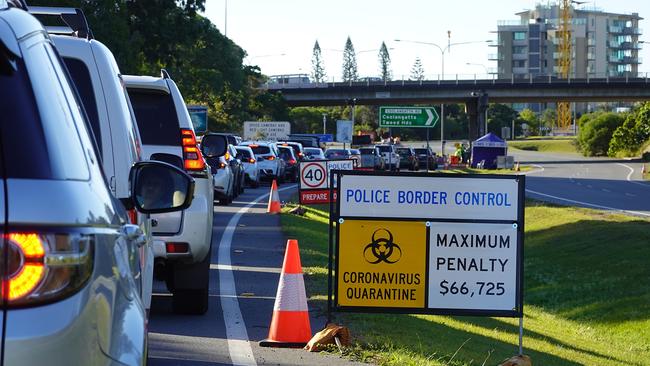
[577,112,625,156]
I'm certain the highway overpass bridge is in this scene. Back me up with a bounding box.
[266,76,650,140]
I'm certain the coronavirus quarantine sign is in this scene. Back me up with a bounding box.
[329,170,524,317]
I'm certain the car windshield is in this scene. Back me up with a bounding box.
[414,148,430,155]
[128,90,180,146]
[304,148,322,156]
[396,148,412,155]
[278,147,294,159]
[375,145,392,153]
[236,148,252,159]
[249,145,271,155]
[349,149,360,155]
[359,148,374,154]
[325,149,348,157]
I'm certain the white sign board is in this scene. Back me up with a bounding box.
[338,175,519,220]
[336,120,353,143]
[428,222,517,311]
[243,121,291,140]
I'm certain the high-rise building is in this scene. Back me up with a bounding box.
[491,4,642,113]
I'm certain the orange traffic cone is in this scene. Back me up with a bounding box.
[267,179,281,214]
[259,239,312,348]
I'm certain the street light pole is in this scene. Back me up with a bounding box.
[394,38,491,156]
[322,113,327,135]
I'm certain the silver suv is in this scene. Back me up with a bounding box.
[125,72,215,314]
[28,5,158,313]
[0,4,194,364]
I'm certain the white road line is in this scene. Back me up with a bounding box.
[521,164,545,175]
[218,184,297,366]
[617,163,650,188]
[526,189,650,217]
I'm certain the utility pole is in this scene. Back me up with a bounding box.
[322,113,327,135]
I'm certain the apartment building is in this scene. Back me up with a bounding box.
[491,4,642,113]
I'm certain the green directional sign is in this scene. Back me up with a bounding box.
[379,106,439,128]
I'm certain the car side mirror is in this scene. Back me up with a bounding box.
[130,161,195,214]
[200,134,228,158]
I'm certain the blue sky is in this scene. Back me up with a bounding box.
[203,0,649,80]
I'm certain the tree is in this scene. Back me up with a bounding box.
[378,41,392,81]
[608,102,650,157]
[311,40,326,83]
[487,104,520,138]
[341,36,358,82]
[577,112,625,156]
[518,108,540,136]
[410,57,425,81]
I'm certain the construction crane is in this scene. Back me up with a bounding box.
[557,0,573,130]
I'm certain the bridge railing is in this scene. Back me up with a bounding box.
[263,72,650,89]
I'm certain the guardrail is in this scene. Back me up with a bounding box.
[263,72,650,89]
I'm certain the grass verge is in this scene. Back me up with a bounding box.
[508,138,578,154]
[281,201,650,366]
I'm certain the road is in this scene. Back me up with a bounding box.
[147,182,366,366]
[510,149,650,217]
[145,150,648,365]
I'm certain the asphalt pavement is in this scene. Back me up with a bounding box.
[511,149,650,217]
[147,182,367,366]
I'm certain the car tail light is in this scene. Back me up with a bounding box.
[181,129,206,171]
[289,159,297,165]
[298,152,304,158]
[267,156,275,161]
[166,242,189,254]
[2,232,93,307]
[219,162,227,169]
[249,158,256,163]
[127,208,138,224]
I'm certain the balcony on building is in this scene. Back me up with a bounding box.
[608,26,643,35]
[607,55,642,64]
[488,53,504,61]
[607,40,643,50]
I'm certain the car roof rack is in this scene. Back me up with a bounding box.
[28,6,94,39]
[6,0,28,10]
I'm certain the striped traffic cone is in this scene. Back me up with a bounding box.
[267,179,281,214]
[259,239,312,348]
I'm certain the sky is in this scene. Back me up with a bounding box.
[203,0,650,81]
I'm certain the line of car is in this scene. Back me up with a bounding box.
[0,3,234,365]
[323,145,439,171]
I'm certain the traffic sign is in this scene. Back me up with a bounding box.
[330,170,525,317]
[300,161,327,189]
[379,106,439,128]
[299,159,353,204]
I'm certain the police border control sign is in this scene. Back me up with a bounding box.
[329,170,525,317]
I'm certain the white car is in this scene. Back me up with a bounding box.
[235,145,260,187]
[35,6,157,312]
[241,141,285,183]
[125,72,215,314]
[209,155,235,204]
[375,144,401,171]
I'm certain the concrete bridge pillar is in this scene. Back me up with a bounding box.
[465,91,488,142]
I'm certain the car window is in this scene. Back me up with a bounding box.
[396,148,411,155]
[236,148,252,159]
[62,57,101,155]
[21,39,89,180]
[414,148,428,154]
[376,145,391,152]
[278,148,293,159]
[249,145,271,155]
[128,89,180,146]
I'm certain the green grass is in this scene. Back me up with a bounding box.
[281,201,650,366]
[508,138,578,154]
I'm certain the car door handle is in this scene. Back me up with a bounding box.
[121,224,147,248]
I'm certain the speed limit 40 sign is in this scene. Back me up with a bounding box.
[299,160,353,204]
[300,161,327,189]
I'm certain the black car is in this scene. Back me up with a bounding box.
[226,144,245,194]
[395,147,420,171]
[278,145,299,182]
[414,147,438,170]
[278,141,305,160]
